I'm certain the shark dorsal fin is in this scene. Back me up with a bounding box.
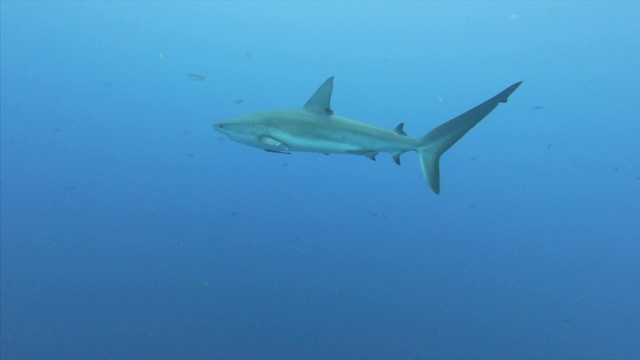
[394,122,407,136]
[304,77,334,115]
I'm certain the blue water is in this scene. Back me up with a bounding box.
[1,2,639,359]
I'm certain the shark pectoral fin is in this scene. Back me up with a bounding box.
[303,77,334,115]
[264,149,290,154]
[260,136,290,151]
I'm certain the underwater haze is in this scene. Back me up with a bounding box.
[1,2,639,359]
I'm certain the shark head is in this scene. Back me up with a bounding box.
[213,112,294,153]
[213,114,270,148]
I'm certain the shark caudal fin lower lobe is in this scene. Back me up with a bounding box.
[418,81,522,194]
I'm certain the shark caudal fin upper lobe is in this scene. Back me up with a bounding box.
[418,81,523,194]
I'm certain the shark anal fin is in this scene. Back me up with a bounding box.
[304,77,334,115]
[392,153,402,165]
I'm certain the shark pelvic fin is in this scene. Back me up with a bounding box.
[363,151,378,161]
[347,149,378,161]
[304,77,334,115]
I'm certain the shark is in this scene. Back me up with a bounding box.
[214,77,522,194]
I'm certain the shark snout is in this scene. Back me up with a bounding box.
[212,122,227,133]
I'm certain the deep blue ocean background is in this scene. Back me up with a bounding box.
[1,2,639,359]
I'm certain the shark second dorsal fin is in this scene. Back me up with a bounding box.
[304,77,334,115]
[394,122,407,136]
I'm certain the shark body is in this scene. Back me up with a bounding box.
[214,77,522,194]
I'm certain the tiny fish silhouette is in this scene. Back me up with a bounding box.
[234,99,244,104]
[531,105,544,110]
[187,74,206,82]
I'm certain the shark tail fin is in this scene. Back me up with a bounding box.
[417,81,522,194]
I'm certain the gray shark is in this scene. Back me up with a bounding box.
[214,77,522,194]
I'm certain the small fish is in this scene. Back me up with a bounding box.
[531,105,544,110]
[185,153,195,158]
[245,51,252,60]
[187,73,206,82]
[469,156,478,160]
[547,143,553,150]
[234,99,244,104]
[52,128,62,132]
